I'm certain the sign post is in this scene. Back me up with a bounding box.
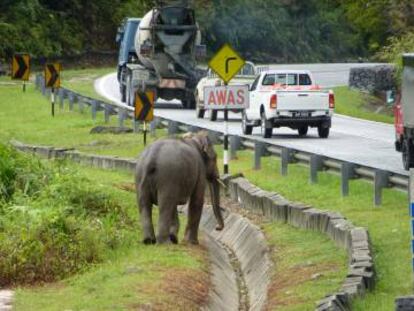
[207,44,246,174]
[135,90,155,146]
[11,53,30,92]
[410,169,414,281]
[44,63,61,117]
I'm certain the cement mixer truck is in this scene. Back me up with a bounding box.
[116,1,205,109]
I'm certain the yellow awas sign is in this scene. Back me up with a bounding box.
[208,44,245,84]
[12,53,30,81]
[135,90,155,121]
[44,63,61,88]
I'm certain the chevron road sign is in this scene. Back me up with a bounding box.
[44,63,61,88]
[12,53,30,81]
[135,90,155,122]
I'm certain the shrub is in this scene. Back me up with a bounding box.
[0,143,136,286]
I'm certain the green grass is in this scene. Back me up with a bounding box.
[333,86,394,124]
[0,75,162,158]
[14,165,207,310]
[60,67,114,99]
[263,223,347,311]
[225,150,410,311]
[1,70,408,310]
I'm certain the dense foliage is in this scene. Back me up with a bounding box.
[0,144,136,286]
[0,0,413,62]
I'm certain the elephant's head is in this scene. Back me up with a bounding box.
[184,131,224,230]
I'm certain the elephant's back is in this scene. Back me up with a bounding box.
[138,139,202,187]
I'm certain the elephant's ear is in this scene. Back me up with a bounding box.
[195,132,211,154]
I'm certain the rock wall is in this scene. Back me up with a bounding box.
[349,65,396,92]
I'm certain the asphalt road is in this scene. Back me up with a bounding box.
[95,63,406,176]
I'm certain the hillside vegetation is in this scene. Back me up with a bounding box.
[1,0,413,63]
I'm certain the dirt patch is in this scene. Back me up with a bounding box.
[115,182,136,193]
[129,266,210,311]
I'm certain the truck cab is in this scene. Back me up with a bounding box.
[116,18,141,102]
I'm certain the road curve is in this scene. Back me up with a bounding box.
[95,64,406,177]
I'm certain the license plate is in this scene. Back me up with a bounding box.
[298,111,309,117]
[133,70,150,81]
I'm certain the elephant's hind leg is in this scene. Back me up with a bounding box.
[139,194,156,245]
[184,191,204,245]
[169,207,180,244]
[157,198,175,244]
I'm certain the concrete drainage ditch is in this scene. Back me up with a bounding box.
[199,206,271,311]
[11,141,375,310]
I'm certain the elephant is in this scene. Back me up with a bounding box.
[135,131,225,245]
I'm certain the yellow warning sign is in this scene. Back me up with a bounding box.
[44,63,61,88]
[12,53,30,81]
[208,44,245,84]
[135,90,155,121]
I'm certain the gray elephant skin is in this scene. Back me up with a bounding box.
[135,131,225,245]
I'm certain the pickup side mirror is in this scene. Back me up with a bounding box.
[386,90,396,106]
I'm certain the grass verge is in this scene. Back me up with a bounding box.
[13,165,208,310]
[332,86,394,124]
[226,149,409,311]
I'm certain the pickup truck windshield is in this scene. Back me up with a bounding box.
[262,73,312,86]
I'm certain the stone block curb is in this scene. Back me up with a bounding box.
[221,175,375,311]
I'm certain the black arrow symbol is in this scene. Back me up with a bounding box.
[137,92,153,120]
[225,57,237,74]
[14,55,28,79]
[47,64,59,87]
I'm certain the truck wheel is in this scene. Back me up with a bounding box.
[298,126,308,137]
[126,74,132,107]
[209,110,218,121]
[242,112,253,135]
[196,105,205,119]
[195,93,205,118]
[318,126,330,138]
[121,85,126,103]
[261,112,272,138]
[402,138,414,170]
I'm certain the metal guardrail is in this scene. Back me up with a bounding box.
[34,74,409,205]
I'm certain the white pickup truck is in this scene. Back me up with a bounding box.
[195,61,256,121]
[242,70,334,138]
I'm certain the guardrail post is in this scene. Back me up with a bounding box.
[41,79,46,95]
[230,135,242,160]
[35,74,41,90]
[91,100,97,120]
[118,108,126,127]
[104,104,111,123]
[281,147,294,176]
[341,163,356,196]
[207,131,221,145]
[59,89,65,109]
[168,120,179,135]
[79,99,84,113]
[310,155,325,184]
[150,119,158,136]
[254,141,267,170]
[68,93,74,111]
[374,170,391,206]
